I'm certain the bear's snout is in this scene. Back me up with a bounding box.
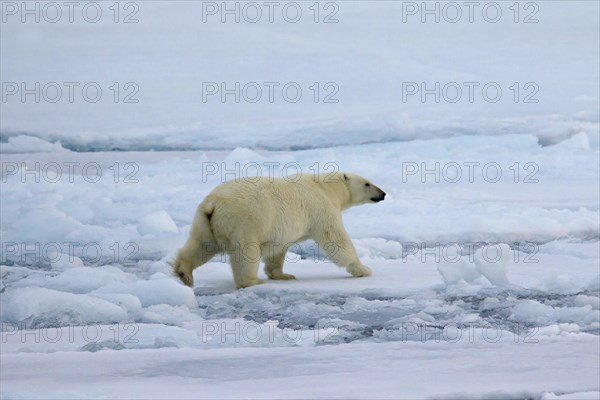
[370,188,386,203]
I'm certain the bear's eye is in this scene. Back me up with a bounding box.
[178,272,184,278]
[365,183,370,187]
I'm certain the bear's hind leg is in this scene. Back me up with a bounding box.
[228,247,265,289]
[263,251,296,280]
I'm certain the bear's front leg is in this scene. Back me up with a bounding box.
[312,219,372,278]
[345,262,372,277]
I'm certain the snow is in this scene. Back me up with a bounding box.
[1,137,599,400]
[0,135,69,154]
[92,273,198,309]
[1,336,599,399]
[1,1,599,398]
[137,210,179,236]
[1,287,128,326]
[2,135,598,250]
[1,133,599,398]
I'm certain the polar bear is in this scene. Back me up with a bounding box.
[171,172,386,288]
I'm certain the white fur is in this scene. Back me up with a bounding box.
[172,172,386,288]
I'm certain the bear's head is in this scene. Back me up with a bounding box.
[343,173,386,205]
[169,253,194,287]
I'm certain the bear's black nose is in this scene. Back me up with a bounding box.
[381,192,386,199]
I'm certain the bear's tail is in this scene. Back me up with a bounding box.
[192,199,216,245]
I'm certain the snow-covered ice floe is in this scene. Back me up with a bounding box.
[1,132,598,398]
